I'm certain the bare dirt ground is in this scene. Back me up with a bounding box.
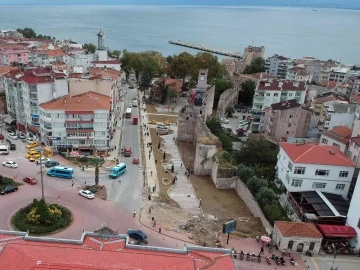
[143,103,266,246]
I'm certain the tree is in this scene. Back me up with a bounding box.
[171,52,194,91]
[108,50,121,58]
[246,177,268,196]
[88,158,103,186]
[83,43,97,53]
[243,57,265,74]
[206,118,222,137]
[191,52,227,81]
[17,28,37,38]
[256,187,277,207]
[239,80,256,106]
[236,164,255,183]
[225,106,235,118]
[166,55,173,64]
[213,79,233,109]
[263,204,287,223]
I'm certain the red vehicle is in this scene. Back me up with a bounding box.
[23,177,37,185]
[133,158,139,164]
[0,134,4,140]
[133,116,138,125]
[124,147,131,157]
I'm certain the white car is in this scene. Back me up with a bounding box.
[24,138,34,143]
[7,133,18,140]
[239,120,248,126]
[35,157,50,164]
[220,118,229,124]
[128,102,133,107]
[79,190,95,199]
[2,161,18,168]
[17,133,26,139]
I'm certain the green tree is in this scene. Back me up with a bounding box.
[191,52,227,81]
[38,34,43,39]
[83,43,97,53]
[236,164,255,183]
[263,204,288,223]
[256,187,277,207]
[88,158,103,186]
[246,177,268,196]
[17,28,37,38]
[239,80,256,106]
[243,57,265,74]
[225,106,235,118]
[218,132,233,153]
[166,55,173,64]
[206,117,222,137]
[108,50,121,58]
[171,52,194,91]
[213,79,233,109]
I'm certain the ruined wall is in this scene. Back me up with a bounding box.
[235,179,273,232]
[204,85,215,121]
[217,88,239,118]
[211,157,237,189]
[193,116,220,175]
[176,107,197,142]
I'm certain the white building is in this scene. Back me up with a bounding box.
[265,54,293,79]
[276,142,355,198]
[319,125,352,154]
[346,175,360,249]
[91,60,121,71]
[323,102,356,130]
[305,62,332,84]
[329,66,350,83]
[39,92,112,151]
[285,67,312,83]
[68,53,94,73]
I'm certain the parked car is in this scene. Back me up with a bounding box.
[45,160,60,168]
[6,127,15,133]
[133,158,139,164]
[24,138,34,144]
[23,177,37,185]
[17,133,26,139]
[128,102,133,107]
[129,86,134,89]
[0,134,4,140]
[79,190,95,199]
[220,118,230,124]
[148,120,157,125]
[127,229,148,243]
[2,161,18,168]
[35,157,50,164]
[0,185,18,195]
[7,133,18,140]
[26,141,39,149]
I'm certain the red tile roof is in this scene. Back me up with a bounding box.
[351,137,360,146]
[279,142,355,167]
[40,92,111,111]
[257,79,306,91]
[350,94,360,105]
[153,78,183,93]
[0,233,234,270]
[46,49,68,57]
[248,72,276,80]
[89,67,121,80]
[92,60,121,65]
[322,126,352,145]
[275,221,322,238]
[321,80,337,88]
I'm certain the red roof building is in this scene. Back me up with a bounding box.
[0,229,235,270]
[320,125,352,154]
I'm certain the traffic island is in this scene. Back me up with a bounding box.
[84,185,107,200]
[11,199,72,236]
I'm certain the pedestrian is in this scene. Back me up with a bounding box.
[187,173,190,179]
[158,227,161,234]
[133,210,136,217]
[261,246,264,254]
[86,164,88,169]
[149,208,151,214]
[155,160,157,164]
[153,220,156,227]
[82,166,84,171]
[152,216,154,221]
[181,163,183,168]
[151,171,153,176]
[148,194,151,201]
[114,145,116,150]
[149,154,151,160]
[152,186,155,193]
[85,181,87,185]
[71,181,74,187]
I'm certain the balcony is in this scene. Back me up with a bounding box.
[31,121,40,126]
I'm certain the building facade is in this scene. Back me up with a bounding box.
[329,66,350,83]
[285,67,312,82]
[39,92,112,151]
[346,175,360,250]
[276,142,355,198]
[322,103,356,131]
[265,54,293,79]
[0,49,30,66]
[319,126,352,154]
[264,100,312,142]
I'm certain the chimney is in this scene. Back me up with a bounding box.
[78,99,80,103]
[329,149,336,155]
[278,81,283,88]
[64,100,67,103]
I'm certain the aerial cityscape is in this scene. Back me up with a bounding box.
[0,1,359,270]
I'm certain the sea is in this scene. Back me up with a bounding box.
[0,5,360,64]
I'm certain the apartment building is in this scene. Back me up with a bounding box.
[319,125,352,154]
[285,67,312,82]
[39,92,112,151]
[68,53,94,73]
[346,175,360,249]
[91,60,121,71]
[329,66,350,83]
[321,102,356,131]
[347,137,360,167]
[0,49,30,66]
[264,99,311,142]
[3,67,68,133]
[29,49,69,66]
[276,142,355,198]
[265,54,293,79]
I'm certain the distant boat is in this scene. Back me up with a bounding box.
[312,9,317,11]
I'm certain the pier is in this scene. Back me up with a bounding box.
[168,40,243,59]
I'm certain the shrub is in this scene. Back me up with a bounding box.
[263,202,289,225]
[246,177,268,196]
[0,176,22,190]
[256,187,277,207]
[236,164,255,183]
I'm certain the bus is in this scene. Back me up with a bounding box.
[47,166,74,179]
[125,108,132,118]
[0,145,9,155]
[109,163,127,179]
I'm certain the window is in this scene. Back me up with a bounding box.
[321,138,328,144]
[274,93,279,97]
[315,169,329,176]
[287,241,294,249]
[309,242,315,251]
[286,174,290,184]
[288,123,291,127]
[339,171,349,178]
[312,182,326,189]
[335,184,345,190]
[294,167,306,175]
[348,151,352,159]
[353,155,357,162]
[291,179,303,187]
[288,161,293,171]
[289,115,293,119]
[333,143,340,149]
[357,218,360,229]
[266,93,271,96]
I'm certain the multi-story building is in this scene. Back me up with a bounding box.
[346,175,360,249]
[0,49,30,66]
[68,53,94,73]
[0,29,23,38]
[347,73,360,94]
[285,67,312,82]
[319,125,352,154]
[265,54,293,79]
[305,61,337,84]
[322,102,356,131]
[39,92,112,152]
[264,99,312,142]
[276,142,355,198]
[91,60,121,71]
[4,67,68,133]
[347,137,360,167]
[329,66,350,83]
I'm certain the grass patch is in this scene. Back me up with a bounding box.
[12,199,72,235]
[217,151,236,169]
[0,176,23,190]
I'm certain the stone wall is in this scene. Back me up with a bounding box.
[235,178,273,233]
[211,157,237,189]
[217,88,239,118]
[176,107,197,142]
[204,84,215,120]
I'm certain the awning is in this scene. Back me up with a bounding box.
[3,115,15,125]
[317,224,357,238]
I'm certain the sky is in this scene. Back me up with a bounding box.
[0,0,359,9]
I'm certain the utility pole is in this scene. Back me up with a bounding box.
[39,149,45,200]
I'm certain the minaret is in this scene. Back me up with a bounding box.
[97,28,105,51]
